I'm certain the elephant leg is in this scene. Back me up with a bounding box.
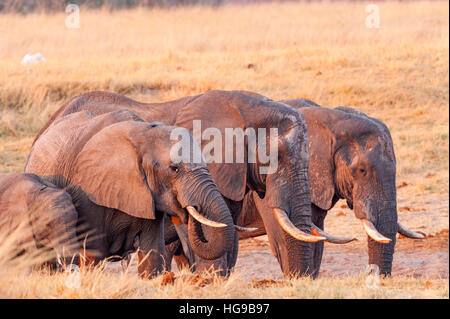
[174,224,197,271]
[173,243,191,271]
[136,218,165,278]
[311,205,327,279]
[163,239,190,272]
[77,231,109,270]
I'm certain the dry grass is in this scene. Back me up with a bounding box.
[0,264,448,298]
[0,233,447,299]
[0,1,448,196]
[0,1,448,298]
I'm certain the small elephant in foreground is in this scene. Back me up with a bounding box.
[0,173,79,268]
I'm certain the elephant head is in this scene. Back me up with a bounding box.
[173,90,347,276]
[282,103,424,276]
[26,110,235,270]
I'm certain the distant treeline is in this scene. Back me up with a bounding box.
[0,0,227,13]
[0,0,419,13]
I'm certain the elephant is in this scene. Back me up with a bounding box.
[0,173,79,268]
[31,90,349,278]
[26,109,236,278]
[162,94,424,278]
[236,97,425,277]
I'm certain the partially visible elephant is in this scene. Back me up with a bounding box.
[32,90,348,278]
[238,98,425,277]
[0,173,79,268]
[26,109,235,278]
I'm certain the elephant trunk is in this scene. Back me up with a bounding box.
[356,197,398,276]
[262,167,316,277]
[284,167,315,276]
[367,206,398,276]
[184,173,234,261]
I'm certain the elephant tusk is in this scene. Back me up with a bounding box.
[186,206,228,228]
[311,224,358,244]
[397,222,426,239]
[361,219,392,243]
[273,208,326,242]
[234,225,258,232]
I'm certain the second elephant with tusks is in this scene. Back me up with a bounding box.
[25,109,236,278]
[31,90,349,278]
[237,97,425,277]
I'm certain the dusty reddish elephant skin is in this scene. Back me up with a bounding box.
[26,110,235,278]
[0,173,79,268]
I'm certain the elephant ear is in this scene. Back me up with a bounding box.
[175,93,247,201]
[303,113,336,210]
[73,122,155,219]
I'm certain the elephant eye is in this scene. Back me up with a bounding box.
[170,165,179,173]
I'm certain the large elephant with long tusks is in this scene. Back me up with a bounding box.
[238,97,425,277]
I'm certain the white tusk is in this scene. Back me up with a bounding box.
[311,224,358,244]
[361,219,392,243]
[234,225,258,232]
[186,206,227,228]
[398,222,426,239]
[273,208,326,243]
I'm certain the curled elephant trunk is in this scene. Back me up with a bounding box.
[184,180,234,261]
[187,214,233,261]
[175,167,235,261]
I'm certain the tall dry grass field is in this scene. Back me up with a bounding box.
[0,1,448,298]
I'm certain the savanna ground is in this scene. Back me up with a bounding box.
[0,1,448,298]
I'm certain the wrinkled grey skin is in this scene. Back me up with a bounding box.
[236,98,404,277]
[33,90,317,277]
[26,110,234,277]
[166,96,410,278]
[280,100,399,276]
[0,173,79,268]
